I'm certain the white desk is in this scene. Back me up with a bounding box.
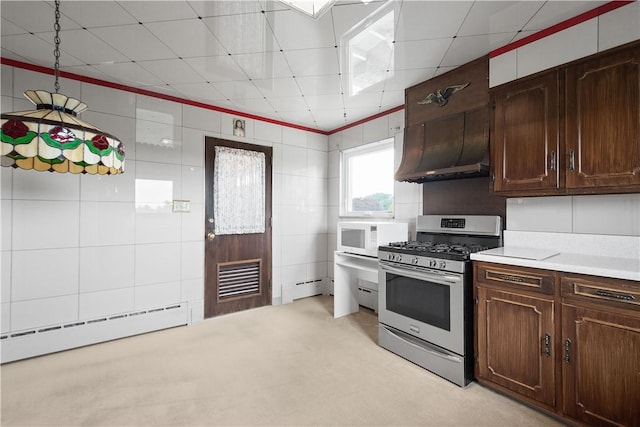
[333,251,379,318]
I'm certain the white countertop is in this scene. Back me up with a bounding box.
[471,248,640,282]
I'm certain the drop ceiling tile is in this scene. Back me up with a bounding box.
[138,59,205,85]
[343,91,383,109]
[145,19,226,59]
[276,108,315,126]
[380,90,404,110]
[1,33,84,68]
[40,29,130,65]
[231,97,276,114]
[266,9,336,50]
[92,62,165,87]
[0,1,80,33]
[313,109,346,128]
[184,55,247,82]
[523,1,608,32]
[253,77,301,98]
[118,1,198,23]
[1,18,28,37]
[171,83,227,103]
[283,47,340,77]
[304,94,343,111]
[183,56,247,82]
[59,1,137,28]
[268,95,308,112]
[211,80,264,100]
[202,14,278,55]
[383,68,437,91]
[232,51,293,80]
[441,33,515,67]
[90,24,174,61]
[295,75,343,96]
[458,1,544,36]
[395,1,472,42]
[393,38,452,70]
[189,1,264,18]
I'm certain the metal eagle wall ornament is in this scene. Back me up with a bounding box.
[417,82,470,107]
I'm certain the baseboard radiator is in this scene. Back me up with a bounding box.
[1,303,188,364]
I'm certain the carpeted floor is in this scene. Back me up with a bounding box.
[0,295,563,426]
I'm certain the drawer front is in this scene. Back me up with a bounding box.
[561,274,640,310]
[475,263,555,295]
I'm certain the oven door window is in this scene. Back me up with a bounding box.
[386,273,450,331]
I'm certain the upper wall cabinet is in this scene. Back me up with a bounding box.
[491,40,640,196]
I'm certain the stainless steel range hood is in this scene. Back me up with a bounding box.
[395,106,490,183]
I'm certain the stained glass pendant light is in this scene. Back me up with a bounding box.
[0,0,125,175]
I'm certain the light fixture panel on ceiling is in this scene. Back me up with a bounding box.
[278,0,337,19]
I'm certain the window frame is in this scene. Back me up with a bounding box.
[339,137,395,219]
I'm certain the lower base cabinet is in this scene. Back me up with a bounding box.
[476,287,556,409]
[474,262,640,427]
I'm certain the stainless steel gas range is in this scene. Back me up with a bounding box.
[377,215,502,387]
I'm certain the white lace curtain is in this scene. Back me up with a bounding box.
[214,146,266,235]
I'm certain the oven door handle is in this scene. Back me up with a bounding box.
[379,262,461,284]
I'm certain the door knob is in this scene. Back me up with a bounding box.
[207,232,215,241]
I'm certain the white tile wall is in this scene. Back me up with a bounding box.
[598,1,640,51]
[11,295,78,331]
[79,245,135,293]
[1,250,11,302]
[135,242,181,286]
[79,202,135,246]
[506,197,573,233]
[516,20,598,79]
[79,287,134,320]
[1,62,328,348]
[12,167,80,201]
[134,281,181,310]
[11,248,80,301]
[506,194,640,237]
[13,200,80,250]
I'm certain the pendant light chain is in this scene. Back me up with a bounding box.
[53,0,61,93]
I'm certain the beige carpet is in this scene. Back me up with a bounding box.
[1,295,563,426]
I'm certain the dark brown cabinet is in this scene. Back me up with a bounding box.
[565,45,640,190]
[475,263,557,410]
[561,274,640,427]
[474,262,640,427]
[492,70,561,193]
[491,40,640,196]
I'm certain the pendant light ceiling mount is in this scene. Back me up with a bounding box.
[0,0,125,175]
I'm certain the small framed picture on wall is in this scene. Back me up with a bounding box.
[233,118,245,137]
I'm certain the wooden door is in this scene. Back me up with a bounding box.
[204,137,272,318]
[476,287,556,408]
[565,42,640,190]
[492,70,561,193]
[562,304,640,427]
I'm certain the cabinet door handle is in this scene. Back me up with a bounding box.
[569,149,575,171]
[550,151,556,171]
[564,338,572,363]
[543,333,551,357]
[594,289,636,301]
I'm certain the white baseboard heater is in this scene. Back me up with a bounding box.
[1,303,188,364]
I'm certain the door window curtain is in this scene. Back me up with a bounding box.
[213,146,266,235]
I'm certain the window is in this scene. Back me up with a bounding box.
[340,138,395,218]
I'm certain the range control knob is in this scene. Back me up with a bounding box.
[396,255,403,262]
[439,260,447,269]
[388,253,395,261]
[412,257,419,265]
[428,259,437,268]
